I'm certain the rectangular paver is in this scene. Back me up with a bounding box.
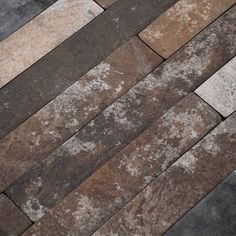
[195,56,236,117]
[0,194,31,236]
[95,0,117,8]
[22,93,221,235]
[0,0,178,140]
[0,0,103,88]
[94,112,236,236]
[139,0,236,58]
[0,0,57,41]
[5,8,236,222]
[165,171,236,236]
[0,37,162,193]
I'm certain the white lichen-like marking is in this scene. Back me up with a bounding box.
[115,81,125,94]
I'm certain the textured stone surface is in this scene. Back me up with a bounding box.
[0,0,178,140]
[0,0,103,88]
[195,56,236,117]
[0,37,161,193]
[139,0,236,58]
[165,171,236,236]
[0,0,57,41]
[22,94,221,235]
[95,0,117,8]
[94,112,236,235]
[0,194,31,236]
[6,8,236,222]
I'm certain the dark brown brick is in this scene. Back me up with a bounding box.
[95,0,118,9]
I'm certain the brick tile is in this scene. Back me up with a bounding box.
[195,56,236,117]
[22,93,221,235]
[0,0,178,140]
[0,37,161,192]
[95,0,117,9]
[165,171,236,236]
[0,0,57,41]
[94,112,236,235]
[6,8,236,222]
[0,194,31,236]
[0,0,103,88]
[139,0,235,58]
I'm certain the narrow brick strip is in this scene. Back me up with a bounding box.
[6,8,236,222]
[139,0,236,58]
[0,0,57,41]
[94,112,236,236]
[0,37,161,192]
[22,94,220,235]
[0,0,103,88]
[195,56,236,117]
[95,0,118,9]
[0,0,178,140]
[165,171,236,236]
[0,194,31,236]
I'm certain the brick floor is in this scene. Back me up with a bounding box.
[0,1,235,235]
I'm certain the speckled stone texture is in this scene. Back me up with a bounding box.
[6,8,236,222]
[195,56,236,117]
[165,171,236,236]
[0,194,31,236]
[94,112,236,235]
[0,0,103,89]
[0,0,57,41]
[0,0,178,140]
[139,0,236,58]
[95,0,117,8]
[0,37,161,193]
[22,93,221,235]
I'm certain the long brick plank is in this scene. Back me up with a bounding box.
[0,0,103,89]
[0,0,57,41]
[0,194,31,236]
[6,8,236,222]
[94,112,236,236]
[95,0,118,9]
[22,94,221,235]
[0,37,162,192]
[0,0,178,140]
[139,0,235,58]
[165,171,236,236]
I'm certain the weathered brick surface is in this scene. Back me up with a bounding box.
[6,8,236,222]
[0,0,178,140]
[139,0,235,58]
[0,37,161,193]
[0,194,31,236]
[94,112,236,236]
[22,94,221,235]
[95,0,117,9]
[0,0,103,89]
[165,171,236,236]
[195,56,236,117]
[0,0,57,41]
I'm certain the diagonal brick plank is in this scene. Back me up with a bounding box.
[94,112,236,236]
[22,93,221,235]
[0,37,162,192]
[139,0,236,58]
[164,171,236,236]
[0,0,58,41]
[6,7,236,222]
[0,194,31,236]
[0,0,178,140]
[95,0,118,9]
[0,0,103,89]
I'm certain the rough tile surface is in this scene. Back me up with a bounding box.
[94,112,236,235]
[22,94,221,235]
[165,171,236,236]
[95,0,117,8]
[0,0,57,41]
[0,37,161,193]
[139,0,236,58]
[0,194,31,236]
[195,56,236,117]
[0,0,103,88]
[0,0,178,140]
[6,8,236,222]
